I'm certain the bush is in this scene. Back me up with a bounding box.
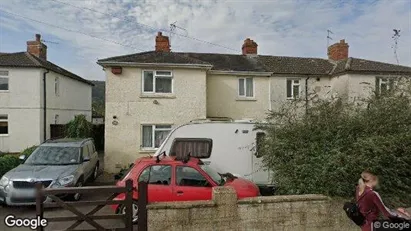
[21,145,38,157]
[66,114,93,138]
[257,85,411,207]
[0,155,20,177]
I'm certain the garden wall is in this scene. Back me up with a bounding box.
[147,187,357,231]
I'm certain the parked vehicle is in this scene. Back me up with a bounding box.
[154,120,275,195]
[0,138,99,206]
[113,155,260,223]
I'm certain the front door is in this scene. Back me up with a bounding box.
[172,166,212,201]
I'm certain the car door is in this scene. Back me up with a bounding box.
[173,166,213,201]
[87,142,98,167]
[81,145,93,179]
[137,164,173,203]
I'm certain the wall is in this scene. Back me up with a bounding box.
[0,68,42,152]
[104,67,207,172]
[148,187,357,231]
[42,70,92,140]
[206,74,269,120]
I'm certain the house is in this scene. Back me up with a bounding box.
[0,34,93,153]
[98,32,411,173]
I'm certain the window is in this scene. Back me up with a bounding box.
[141,125,172,149]
[82,145,90,159]
[0,70,9,91]
[142,71,173,93]
[138,165,171,185]
[238,77,254,97]
[376,77,395,95]
[255,132,266,158]
[54,114,59,124]
[286,79,300,99]
[0,115,8,135]
[54,77,59,96]
[176,166,210,187]
[170,138,212,159]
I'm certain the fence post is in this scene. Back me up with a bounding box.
[124,179,133,230]
[35,182,44,231]
[137,181,148,231]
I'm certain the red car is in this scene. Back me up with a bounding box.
[112,155,260,223]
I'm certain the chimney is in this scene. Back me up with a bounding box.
[27,34,47,60]
[328,39,349,61]
[155,32,171,52]
[242,38,258,55]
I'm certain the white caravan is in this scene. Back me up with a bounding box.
[154,120,275,195]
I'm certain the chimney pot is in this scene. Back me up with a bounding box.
[155,31,171,52]
[328,39,349,61]
[27,34,47,60]
[242,38,258,55]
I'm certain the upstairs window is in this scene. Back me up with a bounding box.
[376,77,395,95]
[0,70,9,91]
[0,115,8,135]
[286,79,300,99]
[143,71,173,93]
[141,125,172,149]
[54,77,59,96]
[238,77,254,97]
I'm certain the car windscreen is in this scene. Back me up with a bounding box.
[25,146,80,165]
[199,164,224,186]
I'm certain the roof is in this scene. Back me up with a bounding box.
[0,52,93,85]
[42,138,92,147]
[98,51,411,76]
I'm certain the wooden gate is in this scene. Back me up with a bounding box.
[35,179,137,231]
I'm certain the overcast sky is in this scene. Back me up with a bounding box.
[0,0,410,81]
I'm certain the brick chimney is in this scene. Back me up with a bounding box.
[155,32,171,52]
[27,34,47,60]
[242,38,258,55]
[328,39,349,61]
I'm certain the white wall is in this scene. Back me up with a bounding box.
[0,68,42,152]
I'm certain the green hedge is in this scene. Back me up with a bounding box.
[257,86,411,207]
[0,145,37,178]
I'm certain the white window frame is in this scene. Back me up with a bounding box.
[0,70,9,92]
[286,79,301,99]
[54,76,59,96]
[238,77,254,98]
[0,114,8,136]
[141,124,172,149]
[377,77,395,94]
[142,70,173,94]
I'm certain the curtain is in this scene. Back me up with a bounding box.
[142,126,153,148]
[171,140,211,159]
[154,130,169,148]
[155,77,172,93]
[143,71,154,92]
[246,78,253,97]
[238,78,245,96]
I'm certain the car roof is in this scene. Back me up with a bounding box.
[40,138,92,147]
[136,155,202,165]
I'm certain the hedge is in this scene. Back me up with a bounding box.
[0,145,37,178]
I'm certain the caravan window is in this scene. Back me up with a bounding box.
[170,138,212,159]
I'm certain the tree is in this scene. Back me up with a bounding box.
[256,81,411,207]
[65,115,93,138]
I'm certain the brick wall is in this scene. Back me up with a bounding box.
[147,187,358,231]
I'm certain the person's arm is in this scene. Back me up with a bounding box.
[371,191,399,219]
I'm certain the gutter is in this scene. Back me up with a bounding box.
[43,69,49,141]
[208,70,273,77]
[96,61,213,69]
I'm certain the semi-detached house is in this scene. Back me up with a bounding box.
[98,32,411,173]
[0,34,93,153]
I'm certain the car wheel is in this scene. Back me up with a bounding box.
[119,200,139,224]
[70,180,83,201]
[90,162,99,182]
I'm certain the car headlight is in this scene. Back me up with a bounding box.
[58,175,75,186]
[0,176,9,187]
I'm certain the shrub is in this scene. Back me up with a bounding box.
[257,85,411,207]
[20,145,38,157]
[66,114,93,138]
[0,155,20,177]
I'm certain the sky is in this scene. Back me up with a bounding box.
[0,0,410,81]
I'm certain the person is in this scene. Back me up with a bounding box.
[356,170,411,231]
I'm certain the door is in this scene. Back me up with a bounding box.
[138,164,173,202]
[173,166,212,201]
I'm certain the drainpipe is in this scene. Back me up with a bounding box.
[43,69,49,141]
[305,76,310,114]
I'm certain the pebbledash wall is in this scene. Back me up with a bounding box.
[147,187,357,231]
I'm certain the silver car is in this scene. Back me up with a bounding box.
[0,138,99,206]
